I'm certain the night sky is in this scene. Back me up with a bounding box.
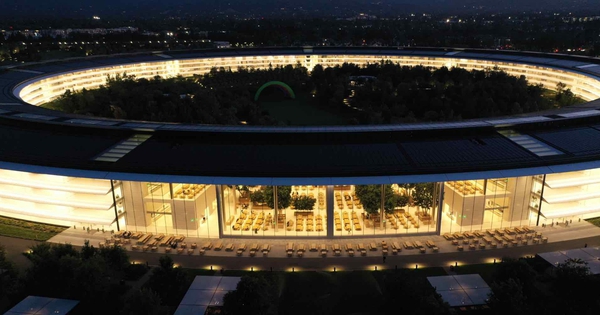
[0,0,598,18]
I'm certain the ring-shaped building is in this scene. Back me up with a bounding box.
[2,47,600,239]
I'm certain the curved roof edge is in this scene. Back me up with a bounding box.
[3,159,600,185]
[4,47,600,134]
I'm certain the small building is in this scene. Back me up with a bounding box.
[5,296,79,315]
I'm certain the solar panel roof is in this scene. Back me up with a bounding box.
[534,127,600,155]
[400,136,535,169]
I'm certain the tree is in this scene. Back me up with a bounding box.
[395,194,410,208]
[413,183,435,214]
[0,245,19,303]
[146,256,190,307]
[488,278,528,315]
[492,258,537,295]
[381,270,450,315]
[292,195,316,210]
[398,183,416,199]
[355,185,382,214]
[98,244,130,278]
[263,186,292,209]
[120,289,169,315]
[249,190,266,204]
[549,258,600,315]
[223,275,279,315]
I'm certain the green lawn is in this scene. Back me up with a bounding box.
[259,92,348,125]
[0,216,67,241]
[586,217,600,228]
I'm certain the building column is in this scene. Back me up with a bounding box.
[326,185,334,239]
[215,185,224,239]
[274,186,278,233]
[110,180,120,231]
[436,182,445,235]
[536,175,547,226]
[380,184,385,229]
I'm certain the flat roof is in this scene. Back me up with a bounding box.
[4,296,79,315]
[1,48,600,183]
[174,276,241,315]
[427,274,491,307]
[538,247,600,274]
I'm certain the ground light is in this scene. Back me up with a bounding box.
[204,265,222,271]
[367,264,382,271]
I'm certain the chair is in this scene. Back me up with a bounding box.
[333,244,341,256]
[345,243,354,256]
[236,244,247,256]
[320,244,328,257]
[297,244,306,257]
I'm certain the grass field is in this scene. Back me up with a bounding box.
[586,217,600,228]
[0,216,67,241]
[258,91,348,125]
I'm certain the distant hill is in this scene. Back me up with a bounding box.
[0,0,598,18]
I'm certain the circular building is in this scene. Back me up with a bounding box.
[1,47,600,239]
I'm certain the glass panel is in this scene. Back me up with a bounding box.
[440,176,537,235]
[221,184,327,237]
[119,181,217,238]
[0,169,115,230]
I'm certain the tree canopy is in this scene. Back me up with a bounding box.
[43,62,577,126]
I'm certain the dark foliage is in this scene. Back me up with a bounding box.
[44,63,563,126]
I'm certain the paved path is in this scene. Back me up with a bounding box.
[124,235,600,271]
[0,221,595,272]
[0,236,40,270]
[123,269,154,299]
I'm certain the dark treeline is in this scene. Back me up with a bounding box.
[323,63,554,124]
[45,62,576,125]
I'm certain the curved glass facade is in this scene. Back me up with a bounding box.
[0,167,597,239]
[17,54,600,106]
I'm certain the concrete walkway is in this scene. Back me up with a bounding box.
[42,221,600,271]
[0,235,40,270]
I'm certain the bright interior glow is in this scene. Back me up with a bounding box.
[0,190,112,210]
[0,176,110,194]
[16,54,600,109]
[0,203,114,225]
[543,190,600,203]
[541,203,600,219]
[545,174,600,189]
